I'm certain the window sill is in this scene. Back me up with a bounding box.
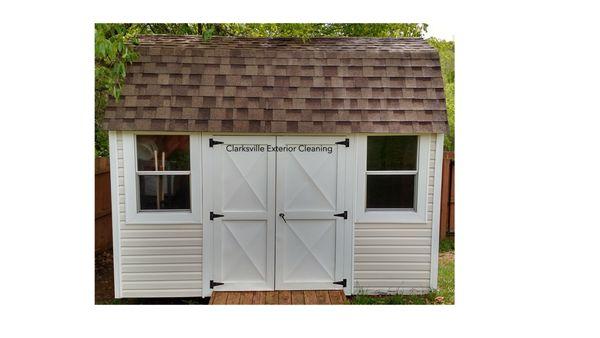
[355,210,427,224]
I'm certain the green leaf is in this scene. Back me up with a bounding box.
[118,62,126,77]
[202,26,214,41]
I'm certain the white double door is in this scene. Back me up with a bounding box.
[211,136,347,291]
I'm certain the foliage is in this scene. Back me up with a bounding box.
[94,23,453,156]
[428,38,455,151]
[214,23,428,40]
[439,237,455,252]
[95,24,140,156]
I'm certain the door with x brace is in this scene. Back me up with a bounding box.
[275,136,346,290]
[210,136,346,291]
[211,136,276,291]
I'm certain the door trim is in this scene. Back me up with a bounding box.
[202,133,354,296]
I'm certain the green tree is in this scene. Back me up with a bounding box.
[213,23,427,40]
[427,38,455,151]
[95,24,139,156]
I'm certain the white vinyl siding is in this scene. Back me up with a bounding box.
[113,131,203,298]
[353,134,439,295]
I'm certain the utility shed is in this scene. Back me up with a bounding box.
[105,35,448,298]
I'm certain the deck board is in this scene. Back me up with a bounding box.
[328,290,346,304]
[252,291,266,304]
[315,290,331,304]
[304,291,318,304]
[240,292,254,304]
[278,291,291,304]
[291,291,305,304]
[210,290,346,305]
[226,292,241,304]
[210,291,228,305]
[265,291,279,304]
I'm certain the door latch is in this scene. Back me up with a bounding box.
[279,213,287,223]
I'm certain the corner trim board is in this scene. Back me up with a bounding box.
[429,133,445,290]
[108,131,122,298]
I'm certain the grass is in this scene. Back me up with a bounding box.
[439,237,455,253]
[349,237,454,305]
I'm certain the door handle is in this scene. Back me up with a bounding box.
[279,213,287,223]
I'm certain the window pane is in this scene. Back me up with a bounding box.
[366,175,415,209]
[367,136,417,171]
[138,175,190,210]
[137,135,190,171]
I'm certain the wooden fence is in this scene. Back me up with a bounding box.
[95,157,113,252]
[439,151,455,240]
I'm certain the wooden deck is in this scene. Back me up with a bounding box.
[209,290,347,305]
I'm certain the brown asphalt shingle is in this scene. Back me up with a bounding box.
[104,35,448,133]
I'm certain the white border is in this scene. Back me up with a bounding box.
[354,134,431,223]
[122,132,203,224]
[429,133,445,289]
[108,131,122,298]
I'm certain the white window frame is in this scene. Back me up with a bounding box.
[123,132,202,224]
[355,134,430,223]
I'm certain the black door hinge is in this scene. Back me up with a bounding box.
[210,212,224,220]
[334,211,348,219]
[210,280,224,289]
[209,138,224,147]
[335,138,349,147]
[333,279,347,287]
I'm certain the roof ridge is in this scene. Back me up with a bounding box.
[134,35,435,52]
[138,34,426,39]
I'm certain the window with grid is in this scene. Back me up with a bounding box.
[135,135,191,211]
[366,136,419,210]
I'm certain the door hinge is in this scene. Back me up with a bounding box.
[334,211,348,219]
[210,211,224,220]
[209,138,224,147]
[335,138,349,147]
[210,280,224,289]
[333,278,347,287]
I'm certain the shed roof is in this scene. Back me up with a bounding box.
[104,35,448,133]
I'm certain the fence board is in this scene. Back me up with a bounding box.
[439,152,455,240]
[95,157,113,252]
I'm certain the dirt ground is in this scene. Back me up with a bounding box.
[95,250,115,303]
[440,251,454,264]
[94,249,209,305]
